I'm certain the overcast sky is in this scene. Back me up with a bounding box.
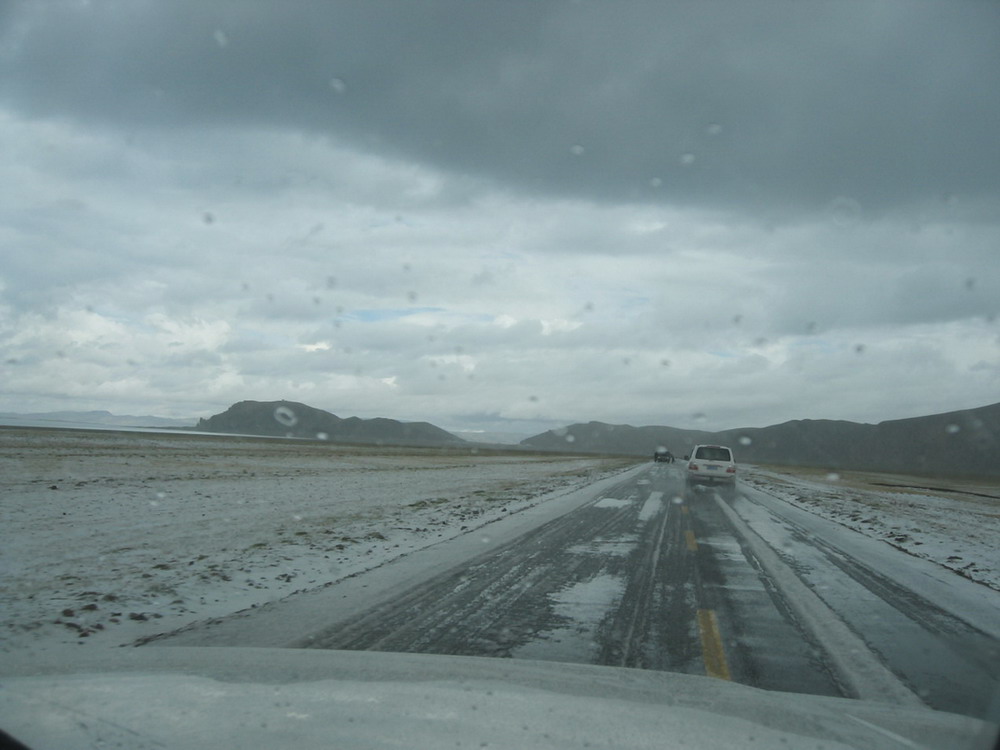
[1,0,998,436]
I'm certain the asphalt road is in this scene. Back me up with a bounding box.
[304,463,1000,721]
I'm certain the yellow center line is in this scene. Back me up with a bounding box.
[697,609,731,680]
[684,529,698,551]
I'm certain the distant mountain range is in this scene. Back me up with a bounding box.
[0,410,195,429]
[195,400,466,446]
[520,402,1000,478]
[6,401,998,477]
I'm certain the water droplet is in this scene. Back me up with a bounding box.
[528,395,539,402]
[570,144,585,156]
[964,278,975,291]
[672,496,684,505]
[213,29,229,48]
[316,432,329,441]
[292,514,302,521]
[854,344,866,354]
[692,412,707,424]
[202,212,215,225]
[149,500,159,508]
[649,177,663,188]
[407,291,418,303]
[481,536,491,544]
[326,276,337,289]
[679,153,696,166]
[274,406,298,427]
[156,492,166,500]
[732,314,743,325]
[827,195,862,225]
[660,359,671,367]
[945,424,961,434]
[706,123,723,136]
[738,435,752,446]
[329,77,347,94]
[565,434,576,443]
[826,472,841,482]
[805,321,818,334]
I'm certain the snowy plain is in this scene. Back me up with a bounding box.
[2,426,998,657]
[0,427,637,653]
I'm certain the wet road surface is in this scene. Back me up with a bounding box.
[303,464,1000,721]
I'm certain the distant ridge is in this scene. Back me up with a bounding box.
[0,410,195,429]
[195,400,465,446]
[521,402,1000,477]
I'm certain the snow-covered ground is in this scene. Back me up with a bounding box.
[0,428,636,652]
[742,465,1000,592]
[3,428,998,656]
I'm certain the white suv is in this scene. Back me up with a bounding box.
[685,444,736,486]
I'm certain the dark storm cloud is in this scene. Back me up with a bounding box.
[3,0,998,215]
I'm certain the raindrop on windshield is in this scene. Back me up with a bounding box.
[212,30,229,48]
[570,144,585,156]
[329,78,347,94]
[274,406,298,427]
[738,435,752,446]
[826,472,841,481]
[706,123,723,136]
[316,432,329,441]
[679,153,696,166]
[649,177,663,188]
[692,412,707,424]
[565,434,576,443]
[827,195,862,225]
[946,424,961,434]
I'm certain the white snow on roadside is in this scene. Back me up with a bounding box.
[0,428,636,652]
[742,466,1000,592]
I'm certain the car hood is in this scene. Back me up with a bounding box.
[1,647,996,750]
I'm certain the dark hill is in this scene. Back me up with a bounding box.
[521,402,1000,477]
[195,400,465,446]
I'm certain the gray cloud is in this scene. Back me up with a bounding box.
[1,1,998,432]
[3,1,998,215]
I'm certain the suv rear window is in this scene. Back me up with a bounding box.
[694,446,732,461]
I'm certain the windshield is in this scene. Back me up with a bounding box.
[1,2,998,748]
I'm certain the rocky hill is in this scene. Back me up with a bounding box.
[522,402,1000,477]
[195,400,465,446]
